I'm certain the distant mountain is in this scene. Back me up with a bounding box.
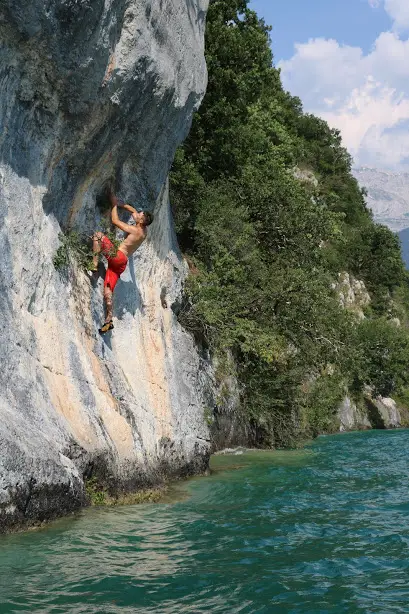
[352,167,409,232]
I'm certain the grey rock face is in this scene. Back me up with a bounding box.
[209,352,250,451]
[338,395,402,432]
[293,167,319,188]
[333,272,371,319]
[0,0,210,532]
[338,397,371,432]
[365,396,402,430]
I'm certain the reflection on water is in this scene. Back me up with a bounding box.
[1,431,409,613]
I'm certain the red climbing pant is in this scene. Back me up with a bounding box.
[100,235,128,292]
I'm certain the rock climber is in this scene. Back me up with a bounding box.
[92,188,153,334]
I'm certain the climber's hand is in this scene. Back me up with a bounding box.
[109,189,119,208]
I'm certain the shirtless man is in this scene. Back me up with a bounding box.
[92,189,153,334]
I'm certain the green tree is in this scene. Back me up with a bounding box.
[170,0,409,446]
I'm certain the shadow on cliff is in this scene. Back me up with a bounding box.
[1,0,197,270]
[0,0,129,223]
[113,258,144,321]
[185,0,206,32]
[364,398,387,430]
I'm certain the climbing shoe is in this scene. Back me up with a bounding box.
[99,320,114,334]
[87,266,98,278]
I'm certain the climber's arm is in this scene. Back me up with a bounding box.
[111,205,135,234]
[109,189,134,232]
[119,203,137,214]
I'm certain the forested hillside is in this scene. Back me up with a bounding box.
[170,0,409,446]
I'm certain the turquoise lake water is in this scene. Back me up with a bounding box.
[2,430,409,613]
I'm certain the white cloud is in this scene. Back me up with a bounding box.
[321,79,409,167]
[369,0,409,31]
[384,0,409,31]
[278,31,409,168]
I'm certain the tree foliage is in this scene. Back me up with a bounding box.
[171,0,409,446]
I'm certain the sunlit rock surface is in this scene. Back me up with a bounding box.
[0,0,210,532]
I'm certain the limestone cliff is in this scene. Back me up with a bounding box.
[338,395,405,432]
[335,275,405,433]
[0,0,211,532]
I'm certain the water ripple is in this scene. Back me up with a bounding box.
[1,430,409,612]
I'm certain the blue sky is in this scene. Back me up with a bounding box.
[250,0,391,61]
[249,0,409,169]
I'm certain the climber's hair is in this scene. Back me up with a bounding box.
[143,211,154,226]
